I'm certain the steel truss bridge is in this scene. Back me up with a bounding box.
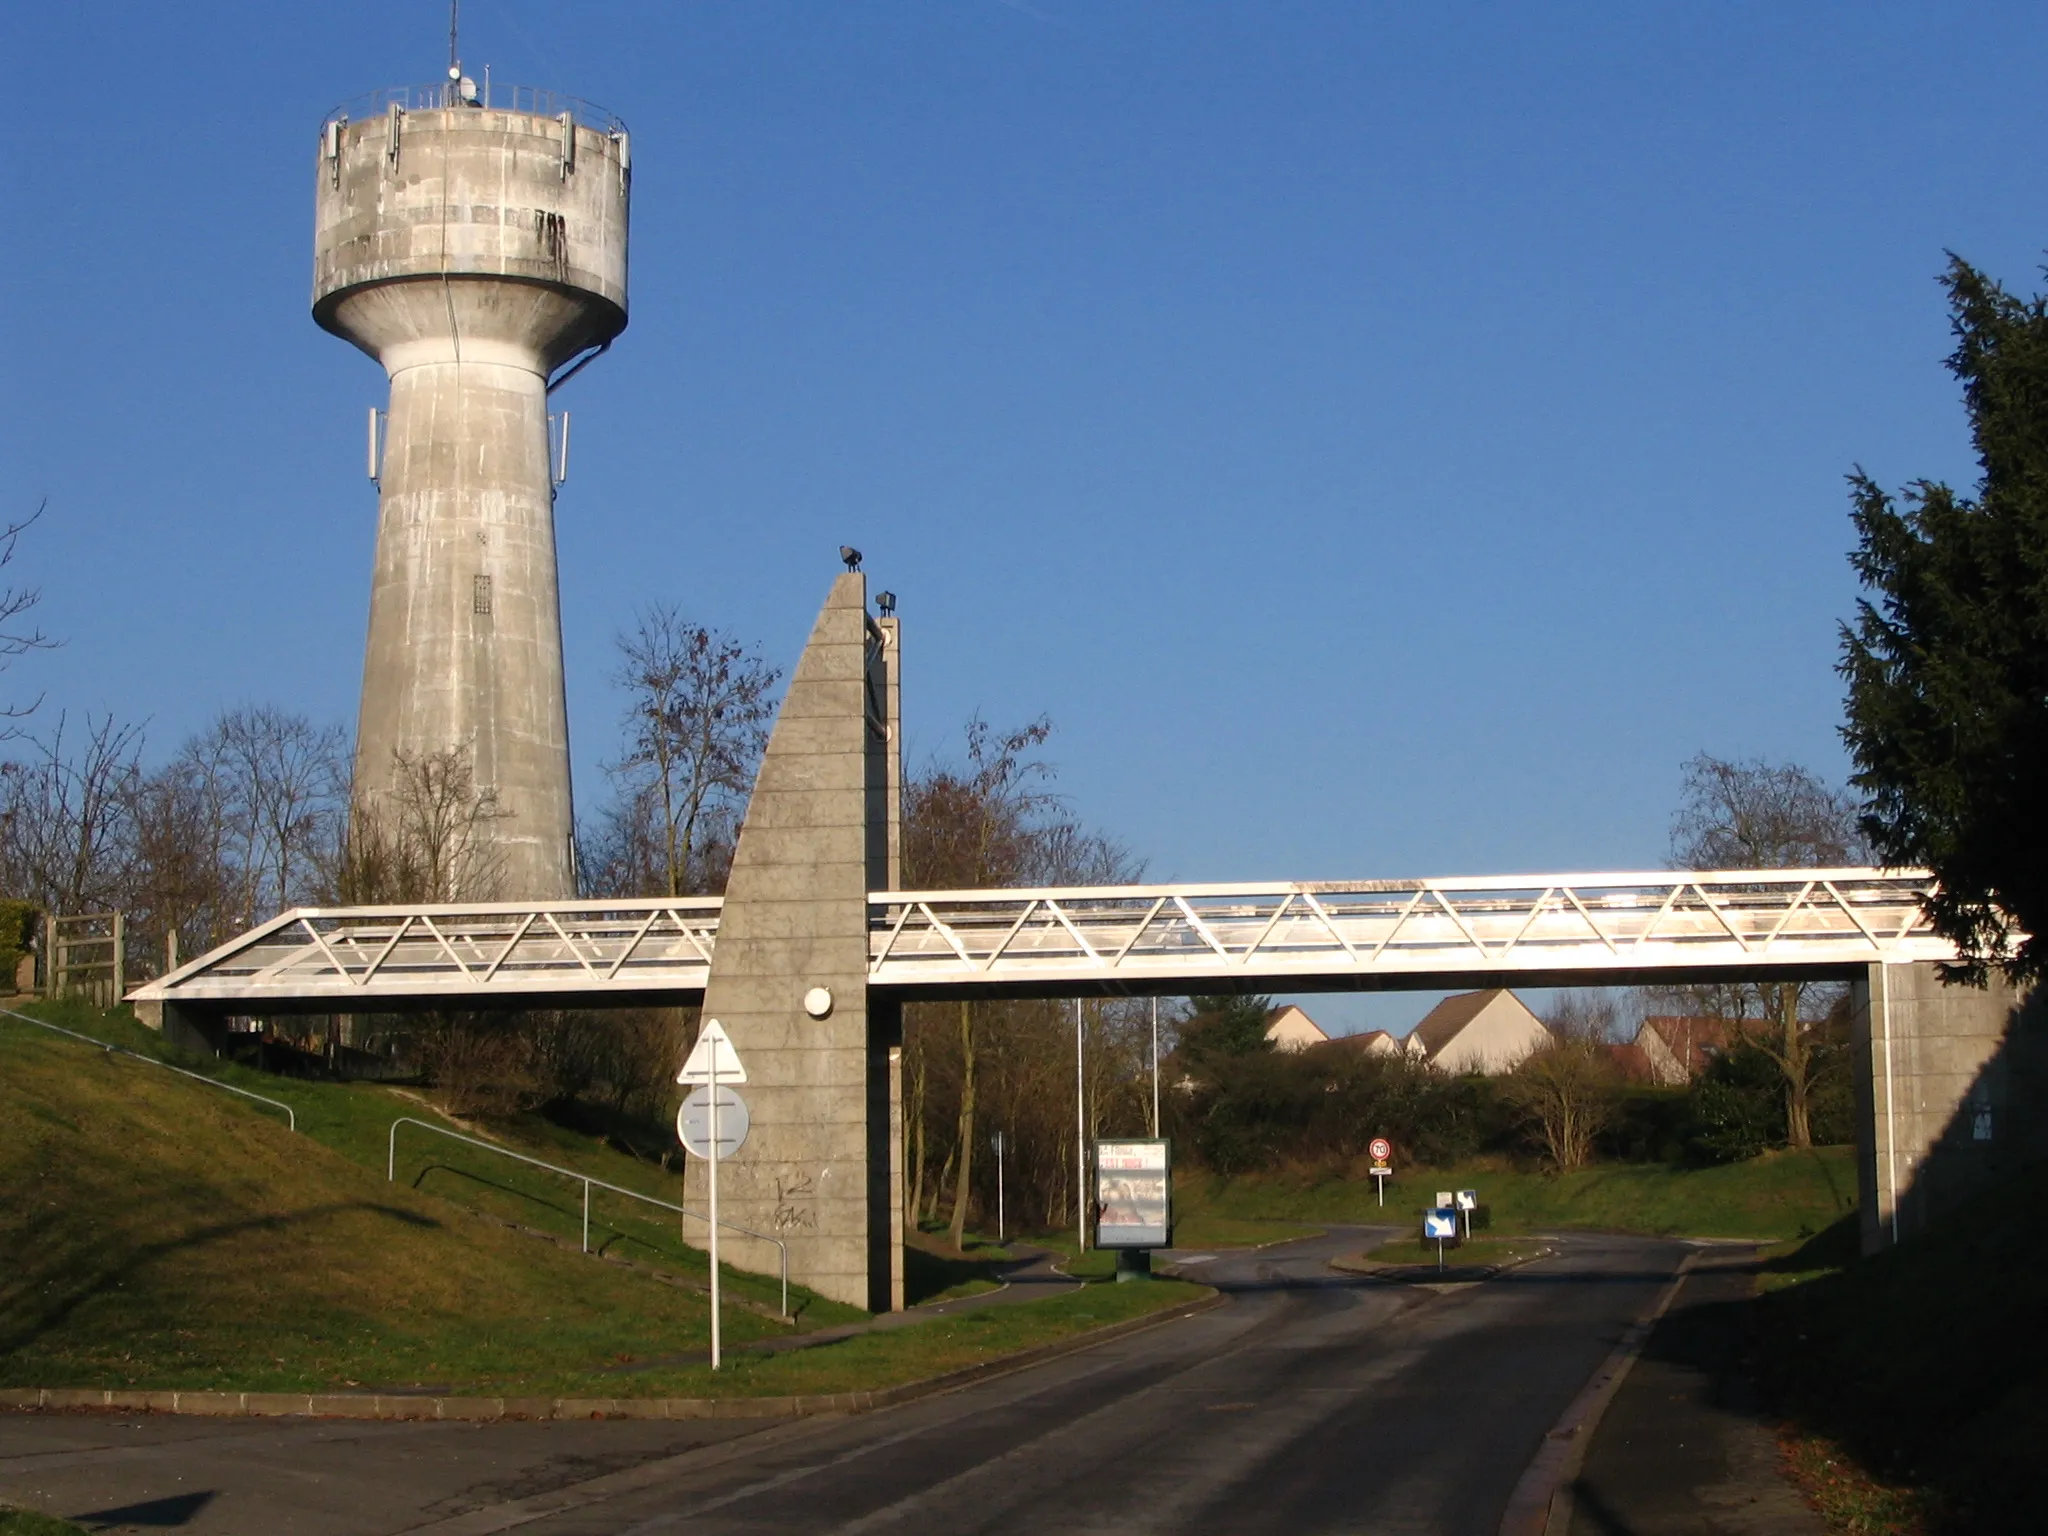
[130,867,1955,1014]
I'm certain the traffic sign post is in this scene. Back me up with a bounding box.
[1367,1137,1393,1206]
[1455,1189,1478,1240]
[1423,1207,1457,1271]
[677,1019,749,1371]
[677,1085,750,1160]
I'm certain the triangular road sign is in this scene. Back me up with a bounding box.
[677,1018,749,1085]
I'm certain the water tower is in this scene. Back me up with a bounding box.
[313,70,629,898]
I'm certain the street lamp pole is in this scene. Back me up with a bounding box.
[1075,998,1087,1253]
[1150,997,1160,1138]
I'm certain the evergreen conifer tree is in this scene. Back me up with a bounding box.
[1841,256,2048,981]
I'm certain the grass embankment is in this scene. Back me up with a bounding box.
[3,1001,821,1324]
[1753,1168,2048,1535]
[0,1004,1202,1399]
[1178,1147,1858,1243]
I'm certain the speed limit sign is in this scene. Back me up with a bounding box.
[1369,1137,1393,1163]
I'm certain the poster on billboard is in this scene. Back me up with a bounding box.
[1094,1138,1171,1248]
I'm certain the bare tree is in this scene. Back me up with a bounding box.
[0,713,143,916]
[1505,994,1620,1171]
[607,606,780,897]
[579,779,741,901]
[208,706,347,921]
[579,781,666,899]
[1671,753,1867,871]
[327,745,506,904]
[1543,989,1621,1044]
[904,716,1061,1250]
[123,755,236,968]
[1668,752,1867,1147]
[0,504,54,731]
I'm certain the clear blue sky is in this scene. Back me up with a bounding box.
[5,3,2042,1034]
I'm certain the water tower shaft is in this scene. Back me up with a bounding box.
[313,86,629,896]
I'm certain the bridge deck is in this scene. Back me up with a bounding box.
[127,868,1952,1012]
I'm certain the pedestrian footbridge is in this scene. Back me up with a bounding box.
[118,575,2020,1305]
[129,866,1952,1014]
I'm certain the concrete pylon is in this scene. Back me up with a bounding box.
[313,94,630,897]
[1851,962,2034,1253]
[686,573,904,1312]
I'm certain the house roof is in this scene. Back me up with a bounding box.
[1603,1042,1655,1082]
[1409,989,1509,1058]
[1320,1027,1395,1053]
[1637,1015,1736,1074]
[1264,1004,1329,1044]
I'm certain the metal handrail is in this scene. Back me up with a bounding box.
[386,1117,787,1317]
[323,82,627,134]
[0,1005,296,1132]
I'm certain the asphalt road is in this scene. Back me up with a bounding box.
[0,1228,1690,1535]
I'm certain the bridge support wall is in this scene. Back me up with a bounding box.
[684,574,903,1311]
[1853,961,2040,1254]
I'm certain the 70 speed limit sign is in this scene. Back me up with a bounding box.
[1368,1137,1393,1163]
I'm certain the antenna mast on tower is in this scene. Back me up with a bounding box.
[448,0,461,79]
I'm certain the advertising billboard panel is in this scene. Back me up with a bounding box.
[1094,1138,1171,1248]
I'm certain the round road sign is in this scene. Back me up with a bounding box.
[677,1085,750,1161]
[1368,1137,1393,1163]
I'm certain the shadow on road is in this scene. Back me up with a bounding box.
[75,1489,217,1528]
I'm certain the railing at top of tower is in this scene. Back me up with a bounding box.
[323,82,626,136]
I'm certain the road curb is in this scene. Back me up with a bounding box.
[1497,1249,1702,1536]
[0,1288,1225,1425]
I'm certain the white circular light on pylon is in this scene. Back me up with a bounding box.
[803,986,833,1019]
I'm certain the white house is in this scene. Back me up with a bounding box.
[1264,1004,1330,1052]
[1632,1015,1735,1085]
[1406,989,1552,1075]
[1328,1028,1401,1058]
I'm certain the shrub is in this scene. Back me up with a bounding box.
[1684,1042,1786,1163]
[0,899,36,992]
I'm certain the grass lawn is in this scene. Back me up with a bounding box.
[1177,1147,1858,1243]
[1359,1236,1546,1268]
[0,1005,1204,1399]
[903,1226,1008,1304]
[0,1511,89,1536]
[1167,1211,1322,1249]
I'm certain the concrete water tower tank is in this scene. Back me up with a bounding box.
[313,77,629,898]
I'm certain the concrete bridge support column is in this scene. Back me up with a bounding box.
[684,574,903,1311]
[1852,961,2031,1254]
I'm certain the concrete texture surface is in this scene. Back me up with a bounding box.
[1852,961,2030,1253]
[683,575,903,1311]
[314,103,630,898]
[2,1230,1733,1535]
